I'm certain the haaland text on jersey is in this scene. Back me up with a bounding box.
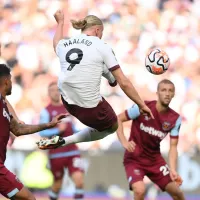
[63,39,92,47]
[140,122,165,139]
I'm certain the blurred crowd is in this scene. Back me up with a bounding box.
[0,0,200,155]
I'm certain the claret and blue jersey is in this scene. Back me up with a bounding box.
[124,101,181,164]
[39,104,80,159]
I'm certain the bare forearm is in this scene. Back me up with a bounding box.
[117,119,128,146]
[120,80,144,107]
[53,22,64,50]
[169,147,178,171]
[11,123,52,137]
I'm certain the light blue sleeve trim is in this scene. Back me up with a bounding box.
[170,116,181,137]
[7,188,19,198]
[39,108,60,137]
[127,104,140,120]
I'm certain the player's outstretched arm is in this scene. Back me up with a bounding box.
[99,42,153,118]
[112,68,144,106]
[53,10,64,53]
[10,113,67,137]
[112,68,154,118]
[117,112,135,152]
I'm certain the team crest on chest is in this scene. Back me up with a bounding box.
[144,116,150,121]
[162,122,171,131]
[52,110,58,116]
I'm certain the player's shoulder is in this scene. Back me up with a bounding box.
[87,36,112,49]
[57,38,70,46]
[168,107,180,118]
[144,100,156,107]
[45,104,53,111]
[41,105,51,115]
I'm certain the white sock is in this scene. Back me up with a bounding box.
[48,190,59,200]
[63,127,114,146]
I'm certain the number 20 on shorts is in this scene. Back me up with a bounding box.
[160,164,170,176]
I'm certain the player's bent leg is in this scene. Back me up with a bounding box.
[11,187,35,200]
[71,171,84,199]
[38,123,118,149]
[38,97,119,149]
[49,178,63,200]
[131,181,146,200]
[62,124,117,146]
[165,182,185,200]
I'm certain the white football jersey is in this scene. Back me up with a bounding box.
[56,34,119,108]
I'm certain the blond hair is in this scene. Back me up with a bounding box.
[70,15,103,31]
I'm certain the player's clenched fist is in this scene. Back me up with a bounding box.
[170,170,183,187]
[54,10,64,24]
[123,141,136,152]
[175,175,183,187]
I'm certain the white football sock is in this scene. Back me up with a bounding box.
[63,127,114,146]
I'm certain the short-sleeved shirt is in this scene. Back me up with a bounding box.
[56,34,119,108]
[0,94,12,165]
[124,101,181,165]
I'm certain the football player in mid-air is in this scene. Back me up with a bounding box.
[117,79,185,200]
[37,10,153,150]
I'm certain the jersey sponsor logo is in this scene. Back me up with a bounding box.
[162,122,171,131]
[140,123,165,139]
[3,108,11,122]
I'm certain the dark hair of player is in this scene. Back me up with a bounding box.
[157,79,175,91]
[0,64,11,80]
